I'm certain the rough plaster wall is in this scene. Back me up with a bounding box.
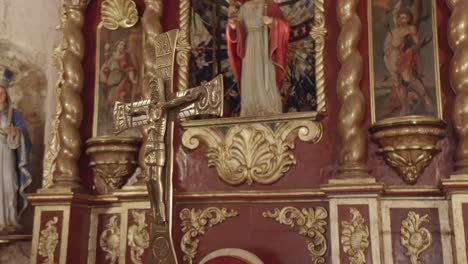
[0,0,60,177]
[0,0,61,234]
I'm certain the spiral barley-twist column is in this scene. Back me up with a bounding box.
[336,0,369,179]
[447,0,468,175]
[44,0,87,189]
[177,0,191,91]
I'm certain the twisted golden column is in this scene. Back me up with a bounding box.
[43,0,87,189]
[177,0,191,91]
[447,0,468,175]
[335,0,369,179]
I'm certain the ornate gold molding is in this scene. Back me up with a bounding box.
[312,0,327,113]
[182,120,322,185]
[447,0,468,175]
[43,0,87,189]
[177,0,190,92]
[99,215,121,264]
[180,207,238,264]
[370,117,446,184]
[401,211,432,264]
[128,211,150,264]
[38,217,59,264]
[85,136,141,190]
[341,208,369,264]
[263,206,327,264]
[335,0,369,179]
[101,0,139,30]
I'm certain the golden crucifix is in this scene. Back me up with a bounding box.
[113,29,223,263]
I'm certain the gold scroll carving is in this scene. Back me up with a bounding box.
[43,0,88,189]
[401,211,432,264]
[335,0,369,179]
[180,207,238,264]
[447,0,468,175]
[263,206,328,264]
[182,120,322,185]
[101,0,138,30]
[127,211,150,264]
[38,217,59,264]
[341,208,369,264]
[99,215,121,264]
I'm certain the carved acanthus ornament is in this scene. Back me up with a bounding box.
[180,207,238,264]
[128,211,150,264]
[341,208,369,264]
[38,217,59,264]
[370,117,446,184]
[43,0,87,189]
[400,211,432,264]
[99,215,121,264]
[263,206,328,264]
[182,120,322,185]
[101,0,138,30]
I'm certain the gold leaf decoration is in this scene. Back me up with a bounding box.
[263,206,328,264]
[38,217,59,264]
[182,121,322,185]
[341,208,369,264]
[180,207,238,264]
[101,0,139,30]
[128,211,150,264]
[401,211,432,264]
[99,215,121,264]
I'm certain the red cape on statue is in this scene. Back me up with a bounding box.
[226,0,290,91]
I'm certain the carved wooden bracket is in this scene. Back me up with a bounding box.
[181,115,323,185]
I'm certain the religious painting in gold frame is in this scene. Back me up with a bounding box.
[178,0,327,121]
[368,0,442,123]
[93,0,143,137]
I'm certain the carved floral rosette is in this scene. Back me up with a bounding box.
[341,208,369,264]
[182,119,322,185]
[401,211,432,264]
[38,217,60,264]
[370,117,446,184]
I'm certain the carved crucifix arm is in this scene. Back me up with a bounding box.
[163,89,201,110]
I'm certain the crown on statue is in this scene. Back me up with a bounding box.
[0,67,14,88]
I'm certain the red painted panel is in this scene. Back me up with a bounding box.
[337,204,372,263]
[173,202,330,264]
[390,208,442,264]
[37,211,64,264]
[67,207,91,264]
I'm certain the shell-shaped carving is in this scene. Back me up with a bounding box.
[101,0,139,30]
[182,121,322,186]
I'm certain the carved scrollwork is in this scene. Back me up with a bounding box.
[401,211,432,264]
[99,215,121,264]
[101,0,139,30]
[182,121,322,185]
[341,208,369,264]
[263,206,328,264]
[180,207,238,264]
[128,211,150,264]
[38,217,59,264]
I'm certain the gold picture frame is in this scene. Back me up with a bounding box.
[93,0,142,137]
[178,0,327,124]
[368,0,443,124]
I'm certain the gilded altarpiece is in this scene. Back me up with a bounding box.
[25,0,468,263]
